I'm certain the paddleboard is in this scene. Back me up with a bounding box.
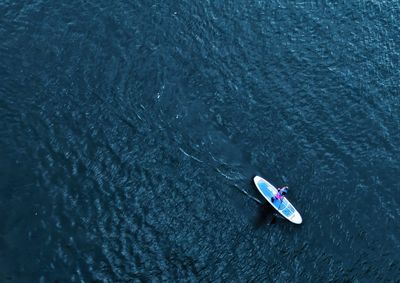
[253,176,302,224]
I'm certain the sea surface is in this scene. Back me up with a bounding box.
[1,0,399,282]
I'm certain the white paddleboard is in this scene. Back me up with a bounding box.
[253,176,302,224]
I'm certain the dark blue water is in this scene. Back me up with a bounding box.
[1,0,399,281]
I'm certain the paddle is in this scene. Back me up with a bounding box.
[268,195,283,225]
[270,191,284,224]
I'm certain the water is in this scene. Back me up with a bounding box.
[1,0,399,281]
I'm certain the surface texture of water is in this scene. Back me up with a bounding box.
[1,0,399,282]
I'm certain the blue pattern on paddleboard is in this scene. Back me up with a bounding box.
[258,181,295,218]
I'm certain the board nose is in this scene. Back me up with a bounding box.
[291,212,302,224]
[253,175,262,183]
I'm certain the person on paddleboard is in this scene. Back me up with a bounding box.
[271,186,288,203]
